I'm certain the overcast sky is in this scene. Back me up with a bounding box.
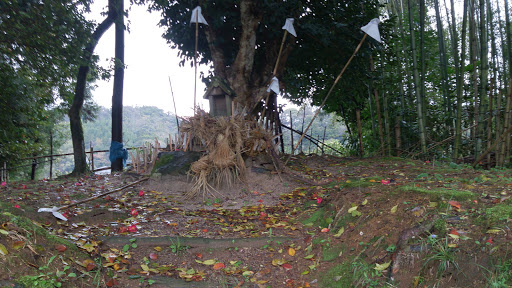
[87,2,209,116]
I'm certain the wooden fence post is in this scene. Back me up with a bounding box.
[50,132,53,179]
[90,141,94,172]
[289,110,294,155]
[31,158,37,180]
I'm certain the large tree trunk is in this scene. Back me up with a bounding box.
[111,0,125,172]
[69,0,116,175]
[203,0,293,113]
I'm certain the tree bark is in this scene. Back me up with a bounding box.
[111,0,125,172]
[69,0,116,175]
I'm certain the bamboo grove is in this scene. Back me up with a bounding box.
[346,0,512,166]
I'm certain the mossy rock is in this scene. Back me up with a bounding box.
[152,151,201,176]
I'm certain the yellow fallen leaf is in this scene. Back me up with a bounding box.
[272,259,286,266]
[486,229,502,234]
[334,227,345,237]
[0,229,8,235]
[0,243,8,255]
[390,205,398,214]
[202,259,216,265]
[448,233,460,239]
[374,261,391,271]
[288,247,296,256]
[348,206,358,213]
[362,199,368,205]
[141,264,149,271]
[154,246,162,252]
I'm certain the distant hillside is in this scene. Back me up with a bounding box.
[51,105,346,176]
[54,106,179,175]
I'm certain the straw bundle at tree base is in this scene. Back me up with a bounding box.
[179,110,276,198]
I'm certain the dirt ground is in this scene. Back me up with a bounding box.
[0,155,511,287]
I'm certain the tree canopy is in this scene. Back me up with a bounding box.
[148,0,381,112]
[0,0,94,165]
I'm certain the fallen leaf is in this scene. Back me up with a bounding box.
[154,246,162,252]
[12,241,25,250]
[128,225,137,233]
[334,227,345,237]
[282,263,292,270]
[381,179,390,185]
[213,262,225,270]
[374,261,391,271]
[139,190,145,197]
[272,259,286,266]
[486,237,493,245]
[130,209,138,217]
[348,206,358,213]
[202,259,216,265]
[448,200,461,209]
[288,247,296,256]
[486,229,502,234]
[390,205,398,214]
[55,244,67,252]
[149,253,158,260]
[0,243,8,255]
[449,228,459,235]
[361,199,368,205]
[106,278,118,287]
[321,228,329,233]
[0,229,8,235]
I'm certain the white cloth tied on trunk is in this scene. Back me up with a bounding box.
[267,76,280,94]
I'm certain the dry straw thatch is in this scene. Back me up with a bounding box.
[179,110,277,198]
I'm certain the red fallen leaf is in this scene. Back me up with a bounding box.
[101,185,105,189]
[1,182,6,186]
[448,200,461,209]
[258,199,263,203]
[130,209,138,217]
[139,190,145,197]
[118,226,128,233]
[316,197,323,204]
[321,228,329,233]
[86,262,97,272]
[212,262,225,270]
[282,263,292,270]
[195,253,203,258]
[473,200,478,204]
[128,225,137,233]
[252,191,259,195]
[202,229,208,233]
[149,253,158,260]
[304,235,312,243]
[55,244,67,252]
[75,182,82,186]
[14,204,20,209]
[486,237,493,245]
[105,195,112,201]
[22,185,27,189]
[381,179,390,185]
[449,228,459,235]
[106,278,118,287]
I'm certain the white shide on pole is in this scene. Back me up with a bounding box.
[190,6,208,115]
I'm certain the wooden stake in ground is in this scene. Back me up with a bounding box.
[38,177,149,221]
[284,18,382,166]
[190,6,208,115]
[168,76,180,134]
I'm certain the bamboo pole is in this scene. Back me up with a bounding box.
[285,33,368,165]
[194,13,199,115]
[56,177,149,211]
[168,76,180,134]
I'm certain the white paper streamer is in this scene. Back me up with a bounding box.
[267,76,280,94]
[190,6,208,25]
[361,18,381,43]
[282,18,297,37]
[38,207,68,221]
